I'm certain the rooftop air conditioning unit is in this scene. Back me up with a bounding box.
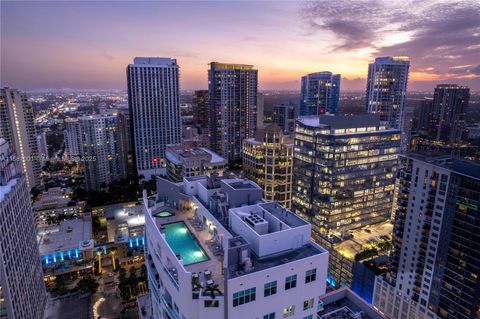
[245,214,268,235]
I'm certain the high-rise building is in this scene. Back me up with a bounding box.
[140,175,328,319]
[421,84,470,144]
[300,72,341,116]
[165,145,227,182]
[374,154,480,319]
[242,124,294,208]
[192,90,209,130]
[0,138,47,319]
[64,117,83,160]
[273,102,298,135]
[36,129,48,166]
[416,98,434,137]
[117,110,134,178]
[257,92,265,130]
[127,57,182,178]
[292,114,400,286]
[292,114,400,238]
[79,114,126,190]
[208,62,258,163]
[0,88,42,189]
[366,56,410,132]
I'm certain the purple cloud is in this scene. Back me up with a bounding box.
[302,0,480,83]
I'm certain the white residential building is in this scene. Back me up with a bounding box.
[127,57,182,179]
[64,117,83,160]
[140,175,329,319]
[366,56,410,132]
[0,139,46,319]
[0,88,42,189]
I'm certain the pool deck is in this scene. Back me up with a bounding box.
[153,207,225,294]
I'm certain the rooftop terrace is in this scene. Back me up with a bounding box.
[259,202,308,228]
[149,203,225,294]
[228,242,324,279]
[38,218,93,255]
[225,179,261,190]
[406,153,480,180]
[333,222,392,260]
[318,288,385,319]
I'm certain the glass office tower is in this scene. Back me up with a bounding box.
[292,114,400,242]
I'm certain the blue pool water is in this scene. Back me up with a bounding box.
[164,222,208,265]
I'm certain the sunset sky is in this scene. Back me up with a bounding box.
[1,0,479,91]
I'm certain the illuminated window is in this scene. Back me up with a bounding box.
[283,305,295,318]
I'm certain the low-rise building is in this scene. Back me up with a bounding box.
[91,202,146,268]
[326,221,392,289]
[38,215,94,276]
[165,145,227,182]
[104,202,146,244]
[33,187,84,227]
[141,175,329,319]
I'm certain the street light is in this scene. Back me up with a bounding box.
[110,250,117,270]
[97,251,102,274]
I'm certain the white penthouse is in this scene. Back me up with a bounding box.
[140,175,329,319]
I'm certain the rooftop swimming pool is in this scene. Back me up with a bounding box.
[163,222,208,266]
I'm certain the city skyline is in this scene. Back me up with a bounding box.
[1,1,480,92]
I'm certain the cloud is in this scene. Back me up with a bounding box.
[300,0,413,50]
[101,51,115,62]
[471,65,480,75]
[301,0,480,83]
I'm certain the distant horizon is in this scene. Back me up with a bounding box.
[19,87,479,95]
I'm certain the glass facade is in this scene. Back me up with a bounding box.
[292,116,400,242]
[366,56,409,131]
[208,62,258,163]
[300,72,341,116]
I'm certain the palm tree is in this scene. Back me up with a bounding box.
[204,284,222,300]
[191,276,201,290]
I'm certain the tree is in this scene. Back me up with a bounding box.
[204,284,222,300]
[121,308,138,319]
[31,187,41,200]
[76,275,99,294]
[119,267,127,280]
[54,276,68,296]
[192,276,201,291]
[72,187,88,201]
